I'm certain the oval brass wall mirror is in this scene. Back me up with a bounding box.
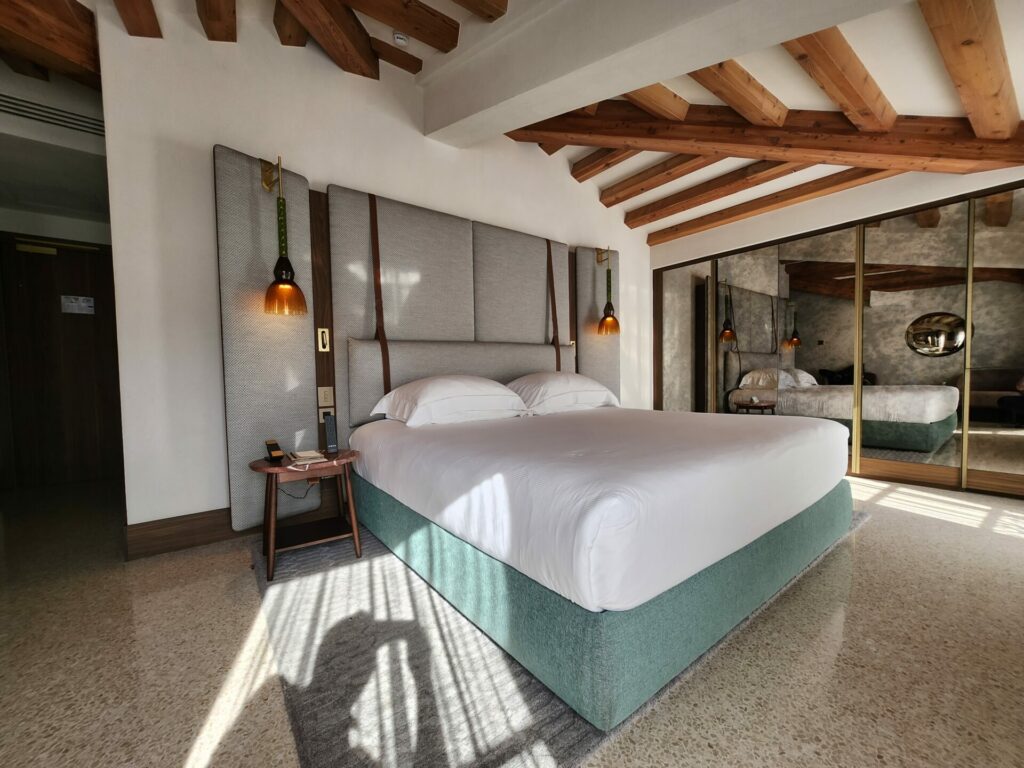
[905,312,967,357]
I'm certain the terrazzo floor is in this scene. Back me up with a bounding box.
[1,478,1022,767]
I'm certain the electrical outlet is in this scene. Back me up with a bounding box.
[317,387,334,407]
[318,407,335,424]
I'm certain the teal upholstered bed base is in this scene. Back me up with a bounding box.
[833,412,957,453]
[353,474,853,731]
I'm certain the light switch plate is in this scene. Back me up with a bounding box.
[317,327,330,352]
[317,386,334,407]
[318,406,335,424]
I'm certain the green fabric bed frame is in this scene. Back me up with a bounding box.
[833,412,957,453]
[353,474,853,732]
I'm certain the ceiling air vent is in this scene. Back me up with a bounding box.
[0,93,104,137]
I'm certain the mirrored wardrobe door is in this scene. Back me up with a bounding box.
[860,202,969,476]
[717,245,783,416]
[966,190,1024,494]
[779,227,857,464]
[657,261,713,412]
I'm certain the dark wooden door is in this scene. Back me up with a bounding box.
[0,233,123,487]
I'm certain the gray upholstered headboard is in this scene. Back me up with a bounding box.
[328,185,615,445]
[723,350,795,391]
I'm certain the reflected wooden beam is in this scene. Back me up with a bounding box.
[914,208,942,228]
[982,191,1013,226]
[647,168,902,245]
[625,160,810,228]
[782,27,895,132]
[688,59,788,127]
[599,154,720,207]
[622,84,690,120]
[570,148,639,182]
[918,0,1020,139]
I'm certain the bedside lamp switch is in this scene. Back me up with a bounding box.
[317,387,334,407]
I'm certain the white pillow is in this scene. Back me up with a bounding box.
[372,375,527,428]
[738,368,797,390]
[786,368,819,387]
[506,372,619,414]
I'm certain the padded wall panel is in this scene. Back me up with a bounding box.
[348,339,575,426]
[473,223,570,345]
[575,247,621,398]
[214,145,320,530]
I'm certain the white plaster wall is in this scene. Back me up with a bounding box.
[94,0,652,525]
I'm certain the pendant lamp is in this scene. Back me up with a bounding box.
[264,156,307,315]
[596,247,620,335]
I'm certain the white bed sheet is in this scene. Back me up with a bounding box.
[730,385,959,422]
[351,408,848,612]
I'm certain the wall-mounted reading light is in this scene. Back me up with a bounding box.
[786,310,802,349]
[596,247,620,336]
[262,156,307,316]
[718,282,737,345]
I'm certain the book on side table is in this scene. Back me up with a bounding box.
[289,450,328,466]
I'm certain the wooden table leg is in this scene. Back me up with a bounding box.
[344,464,361,558]
[262,474,272,556]
[267,474,279,580]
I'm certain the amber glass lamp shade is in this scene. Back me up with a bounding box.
[787,311,801,348]
[265,255,307,315]
[598,304,620,335]
[718,321,737,344]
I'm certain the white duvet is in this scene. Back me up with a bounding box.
[730,385,959,423]
[351,408,848,612]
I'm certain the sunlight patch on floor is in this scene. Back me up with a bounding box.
[183,608,278,768]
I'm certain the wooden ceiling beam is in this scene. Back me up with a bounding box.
[571,148,640,182]
[914,208,942,228]
[0,0,99,88]
[981,191,1013,226]
[599,154,720,207]
[782,27,895,132]
[113,0,162,37]
[343,0,459,53]
[273,1,308,46]
[537,143,565,155]
[688,59,788,127]
[0,49,49,80]
[625,160,811,228]
[449,0,507,22]
[371,37,422,74]
[196,0,235,42]
[646,168,903,245]
[281,0,378,78]
[918,0,1020,140]
[622,84,690,121]
[506,112,1024,173]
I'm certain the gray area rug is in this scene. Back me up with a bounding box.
[252,509,870,768]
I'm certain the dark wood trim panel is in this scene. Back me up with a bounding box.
[854,457,961,489]
[966,469,1024,497]
[652,268,663,410]
[125,507,245,560]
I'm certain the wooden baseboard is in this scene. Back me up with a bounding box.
[125,507,247,560]
[854,458,960,489]
[966,469,1024,497]
[124,480,345,560]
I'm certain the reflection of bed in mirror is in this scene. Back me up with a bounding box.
[725,351,960,452]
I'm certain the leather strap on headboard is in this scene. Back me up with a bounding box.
[546,239,561,371]
[368,194,392,392]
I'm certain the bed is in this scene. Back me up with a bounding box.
[350,404,852,730]
[725,351,959,452]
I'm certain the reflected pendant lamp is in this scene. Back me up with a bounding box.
[719,286,737,344]
[264,156,307,315]
[787,310,801,348]
[597,252,620,336]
